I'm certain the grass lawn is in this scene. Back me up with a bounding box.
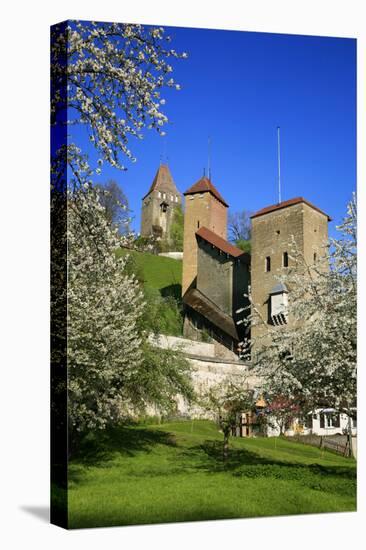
[68,420,356,529]
[116,248,182,293]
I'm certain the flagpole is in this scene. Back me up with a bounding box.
[277,126,281,204]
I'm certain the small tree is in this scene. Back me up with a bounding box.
[95,179,130,233]
[228,210,252,252]
[202,378,255,462]
[266,395,301,435]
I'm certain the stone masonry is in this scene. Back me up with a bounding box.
[250,198,330,342]
[140,164,182,242]
[182,177,228,296]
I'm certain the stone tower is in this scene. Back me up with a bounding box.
[182,176,228,296]
[140,164,181,242]
[250,197,331,341]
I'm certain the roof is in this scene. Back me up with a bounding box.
[143,164,179,200]
[196,226,250,263]
[251,197,331,221]
[183,176,229,207]
[270,282,288,295]
[183,288,240,341]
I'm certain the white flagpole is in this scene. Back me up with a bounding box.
[277,126,281,203]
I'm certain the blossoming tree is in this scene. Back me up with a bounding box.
[51,20,186,172]
[50,21,192,441]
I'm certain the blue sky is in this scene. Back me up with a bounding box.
[73,25,356,238]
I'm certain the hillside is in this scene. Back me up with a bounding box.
[117,248,182,294]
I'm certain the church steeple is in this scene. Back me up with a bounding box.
[142,164,179,200]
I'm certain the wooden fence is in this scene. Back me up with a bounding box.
[288,434,351,457]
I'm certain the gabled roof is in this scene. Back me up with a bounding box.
[183,288,240,341]
[251,197,331,221]
[196,226,250,263]
[183,176,229,207]
[143,164,179,200]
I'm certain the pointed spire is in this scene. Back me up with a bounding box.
[142,164,179,200]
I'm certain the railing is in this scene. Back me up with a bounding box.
[288,434,352,457]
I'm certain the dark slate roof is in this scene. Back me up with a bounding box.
[183,176,229,207]
[251,197,331,221]
[270,282,288,295]
[196,226,250,263]
[142,164,179,200]
[183,288,240,341]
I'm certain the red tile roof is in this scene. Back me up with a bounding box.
[196,226,250,262]
[183,177,229,207]
[251,197,331,221]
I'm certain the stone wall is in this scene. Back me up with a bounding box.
[149,334,260,417]
[141,189,182,242]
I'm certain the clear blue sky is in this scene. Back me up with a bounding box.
[72,25,356,238]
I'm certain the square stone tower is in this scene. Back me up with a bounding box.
[182,176,228,296]
[140,164,181,242]
[250,197,331,342]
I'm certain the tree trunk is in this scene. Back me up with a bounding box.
[223,430,230,462]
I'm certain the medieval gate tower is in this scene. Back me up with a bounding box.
[182,176,229,296]
[140,164,182,242]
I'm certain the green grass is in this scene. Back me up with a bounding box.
[117,248,182,293]
[68,420,356,529]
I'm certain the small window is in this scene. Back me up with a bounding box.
[163,193,166,199]
[276,230,280,235]
[158,191,161,198]
[313,252,317,263]
[197,220,200,229]
[283,252,289,268]
[175,195,178,202]
[265,256,271,272]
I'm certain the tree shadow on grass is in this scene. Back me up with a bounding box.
[181,439,356,493]
[71,424,177,468]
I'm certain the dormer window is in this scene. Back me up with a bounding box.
[265,256,271,272]
[269,283,288,325]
